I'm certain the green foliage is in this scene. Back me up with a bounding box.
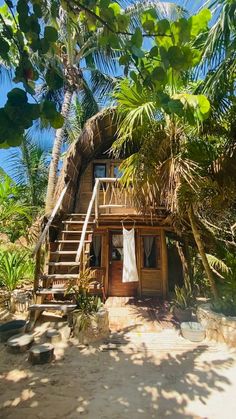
[172,277,194,310]
[0,171,32,242]
[68,267,102,332]
[0,249,34,291]
[212,252,236,317]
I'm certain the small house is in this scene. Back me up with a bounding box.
[32,109,174,318]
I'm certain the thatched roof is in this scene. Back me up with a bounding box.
[55,107,117,214]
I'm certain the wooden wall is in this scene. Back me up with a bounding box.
[92,226,168,298]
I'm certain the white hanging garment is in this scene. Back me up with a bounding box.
[122,227,139,283]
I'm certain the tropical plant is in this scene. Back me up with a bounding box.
[0,249,34,291]
[68,266,102,332]
[8,133,49,208]
[0,171,32,241]
[172,274,195,310]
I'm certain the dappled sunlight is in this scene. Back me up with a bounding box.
[0,312,236,418]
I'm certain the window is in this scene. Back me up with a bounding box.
[90,236,102,267]
[111,233,123,261]
[93,163,106,188]
[113,165,123,179]
[142,236,160,269]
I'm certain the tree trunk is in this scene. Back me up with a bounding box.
[176,241,190,287]
[188,206,218,300]
[45,89,73,214]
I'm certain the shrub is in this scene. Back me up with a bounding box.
[0,249,34,292]
[211,252,236,317]
[68,267,102,332]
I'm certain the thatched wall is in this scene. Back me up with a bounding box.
[54,107,117,215]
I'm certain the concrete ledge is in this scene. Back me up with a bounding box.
[197,303,236,347]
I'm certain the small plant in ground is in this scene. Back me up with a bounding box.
[172,276,194,311]
[0,249,34,292]
[67,267,103,332]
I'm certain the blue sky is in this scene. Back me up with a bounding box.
[0,0,206,176]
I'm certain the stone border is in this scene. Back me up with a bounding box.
[197,303,236,347]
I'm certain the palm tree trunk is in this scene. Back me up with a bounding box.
[45,89,73,214]
[188,205,218,300]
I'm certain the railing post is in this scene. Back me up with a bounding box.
[34,245,41,291]
[75,178,100,263]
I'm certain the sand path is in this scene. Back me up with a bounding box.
[0,300,236,419]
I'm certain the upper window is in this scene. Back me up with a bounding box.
[142,236,160,269]
[93,163,106,188]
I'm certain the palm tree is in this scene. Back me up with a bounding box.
[8,133,48,209]
[44,7,121,214]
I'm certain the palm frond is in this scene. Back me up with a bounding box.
[206,253,231,274]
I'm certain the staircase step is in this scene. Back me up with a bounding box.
[47,262,80,266]
[29,303,76,311]
[62,220,94,224]
[50,251,89,255]
[36,288,70,294]
[61,230,93,234]
[55,240,92,243]
[45,274,78,279]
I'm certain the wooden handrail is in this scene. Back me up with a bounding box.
[75,178,100,263]
[32,184,69,257]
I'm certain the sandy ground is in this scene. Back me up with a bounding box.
[1,303,236,419]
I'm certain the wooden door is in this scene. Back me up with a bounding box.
[109,232,138,297]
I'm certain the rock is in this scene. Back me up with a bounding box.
[7,333,34,353]
[0,320,26,342]
[197,304,236,347]
[29,344,54,364]
[46,329,61,344]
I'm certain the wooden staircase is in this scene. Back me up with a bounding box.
[28,213,98,327]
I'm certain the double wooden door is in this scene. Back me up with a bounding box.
[108,231,138,297]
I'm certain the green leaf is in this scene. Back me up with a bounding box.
[171,18,190,44]
[7,88,28,106]
[156,19,170,35]
[149,46,159,57]
[167,99,184,116]
[45,68,64,90]
[131,28,143,49]
[119,54,130,65]
[131,45,145,58]
[198,95,211,115]
[109,2,121,16]
[117,14,130,31]
[16,0,29,17]
[50,112,64,129]
[41,100,57,119]
[167,46,185,70]
[152,66,167,85]
[33,4,43,18]
[0,37,10,59]
[189,9,211,38]
[141,9,157,32]
[44,26,58,43]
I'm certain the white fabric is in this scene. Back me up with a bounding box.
[122,227,139,283]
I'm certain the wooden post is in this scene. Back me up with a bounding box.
[161,230,168,299]
[34,245,41,292]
